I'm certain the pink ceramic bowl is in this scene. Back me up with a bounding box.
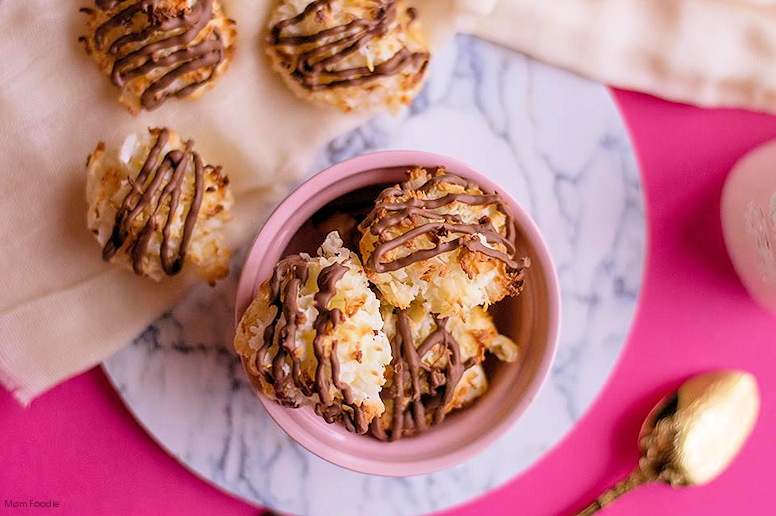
[235,151,560,477]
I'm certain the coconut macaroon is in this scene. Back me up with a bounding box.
[369,302,519,441]
[80,0,236,113]
[86,127,233,283]
[234,232,392,434]
[359,167,530,317]
[265,0,430,113]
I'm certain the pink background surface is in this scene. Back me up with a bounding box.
[2,90,776,515]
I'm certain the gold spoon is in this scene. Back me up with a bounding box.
[573,370,760,516]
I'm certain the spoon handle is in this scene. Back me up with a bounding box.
[572,467,652,516]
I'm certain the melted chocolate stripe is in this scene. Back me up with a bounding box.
[399,310,427,435]
[259,259,371,434]
[110,2,210,85]
[92,0,225,110]
[140,37,223,109]
[362,170,527,273]
[296,20,376,72]
[311,262,370,434]
[433,319,465,424]
[257,256,309,405]
[94,1,147,49]
[103,128,169,260]
[111,4,209,86]
[368,222,524,272]
[125,155,176,274]
[161,151,203,275]
[369,310,474,441]
[292,3,398,77]
[102,129,205,277]
[299,49,429,92]
[275,20,367,48]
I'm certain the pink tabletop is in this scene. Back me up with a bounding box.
[2,89,776,516]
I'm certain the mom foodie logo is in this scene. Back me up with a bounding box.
[4,500,60,509]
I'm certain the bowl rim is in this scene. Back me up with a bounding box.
[235,150,561,477]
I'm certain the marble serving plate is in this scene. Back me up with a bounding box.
[103,35,645,516]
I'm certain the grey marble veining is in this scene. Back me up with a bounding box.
[104,35,645,516]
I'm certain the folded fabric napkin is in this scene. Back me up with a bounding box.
[458,0,776,114]
[2,0,775,405]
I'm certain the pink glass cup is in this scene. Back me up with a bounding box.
[722,139,776,314]
[235,151,561,477]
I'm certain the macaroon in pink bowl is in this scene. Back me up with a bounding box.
[234,151,560,477]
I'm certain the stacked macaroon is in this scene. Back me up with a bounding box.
[361,167,529,440]
[235,167,530,440]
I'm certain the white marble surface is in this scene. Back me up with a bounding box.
[104,35,645,516]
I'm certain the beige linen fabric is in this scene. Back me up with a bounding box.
[2,0,776,405]
[459,0,776,112]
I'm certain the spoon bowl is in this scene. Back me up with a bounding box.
[574,370,760,516]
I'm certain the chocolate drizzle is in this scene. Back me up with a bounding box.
[360,169,530,274]
[102,128,206,276]
[370,309,476,441]
[258,259,371,434]
[87,0,226,110]
[259,256,312,405]
[267,0,429,91]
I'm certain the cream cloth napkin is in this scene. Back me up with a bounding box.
[2,0,776,405]
[458,0,776,113]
